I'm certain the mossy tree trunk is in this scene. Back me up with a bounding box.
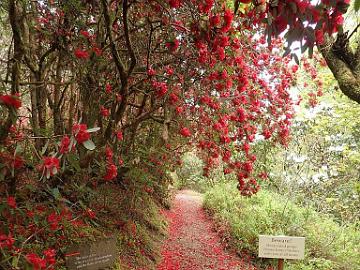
[318,32,360,104]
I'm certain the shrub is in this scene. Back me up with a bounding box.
[0,165,168,270]
[203,182,360,270]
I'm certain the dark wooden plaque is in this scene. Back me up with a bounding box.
[65,237,118,270]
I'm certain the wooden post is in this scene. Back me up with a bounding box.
[277,259,284,270]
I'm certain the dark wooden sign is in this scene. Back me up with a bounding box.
[65,237,118,270]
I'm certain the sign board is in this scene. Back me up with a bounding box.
[65,237,118,270]
[258,235,305,260]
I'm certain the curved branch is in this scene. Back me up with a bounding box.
[318,35,360,104]
[101,0,127,83]
[122,0,137,75]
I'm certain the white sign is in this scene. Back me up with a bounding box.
[258,235,305,260]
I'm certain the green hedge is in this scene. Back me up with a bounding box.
[203,183,360,270]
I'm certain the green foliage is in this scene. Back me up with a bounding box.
[176,152,203,179]
[204,182,360,270]
[174,152,208,192]
[252,60,360,223]
[354,0,360,11]
[174,151,229,192]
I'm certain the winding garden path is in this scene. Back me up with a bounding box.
[157,190,256,270]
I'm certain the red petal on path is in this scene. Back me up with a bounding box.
[157,190,256,270]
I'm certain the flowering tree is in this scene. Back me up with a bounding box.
[0,0,349,268]
[263,0,359,104]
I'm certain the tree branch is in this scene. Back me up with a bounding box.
[122,0,137,76]
[318,35,360,104]
[101,0,127,84]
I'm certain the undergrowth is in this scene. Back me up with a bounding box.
[203,182,360,270]
[97,181,168,270]
[0,165,169,270]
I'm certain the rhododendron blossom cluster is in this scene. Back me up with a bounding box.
[0,0,348,194]
[26,249,56,270]
[142,2,301,195]
[59,135,71,154]
[72,124,91,144]
[266,0,349,48]
[39,157,60,178]
[0,94,21,109]
[104,146,118,181]
[0,194,96,269]
[7,196,16,209]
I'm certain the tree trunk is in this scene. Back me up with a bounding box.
[53,54,65,135]
[318,34,360,104]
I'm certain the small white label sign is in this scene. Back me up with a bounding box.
[259,235,305,260]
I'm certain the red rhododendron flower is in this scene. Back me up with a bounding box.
[47,212,61,231]
[80,30,91,38]
[72,124,90,143]
[105,146,113,162]
[165,66,174,75]
[0,94,22,109]
[152,81,168,97]
[165,39,180,52]
[291,65,299,73]
[9,125,17,133]
[9,154,24,169]
[0,234,14,249]
[43,248,56,265]
[169,93,179,105]
[262,129,272,139]
[100,106,110,117]
[333,13,344,26]
[104,164,117,181]
[210,14,221,26]
[76,130,90,143]
[74,48,89,59]
[198,0,214,13]
[221,9,233,32]
[147,68,156,76]
[105,83,112,93]
[27,210,35,218]
[144,185,153,193]
[92,46,102,56]
[297,0,310,13]
[180,127,191,137]
[315,29,325,45]
[168,0,181,8]
[116,131,123,140]
[7,196,16,209]
[175,106,184,114]
[40,157,60,176]
[86,208,96,219]
[119,158,124,166]
[59,135,70,154]
[26,253,47,270]
[258,171,268,179]
[43,248,56,258]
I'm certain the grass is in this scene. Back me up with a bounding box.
[203,182,360,270]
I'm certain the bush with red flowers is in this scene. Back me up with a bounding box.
[0,0,349,269]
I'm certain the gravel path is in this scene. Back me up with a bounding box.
[157,190,256,270]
